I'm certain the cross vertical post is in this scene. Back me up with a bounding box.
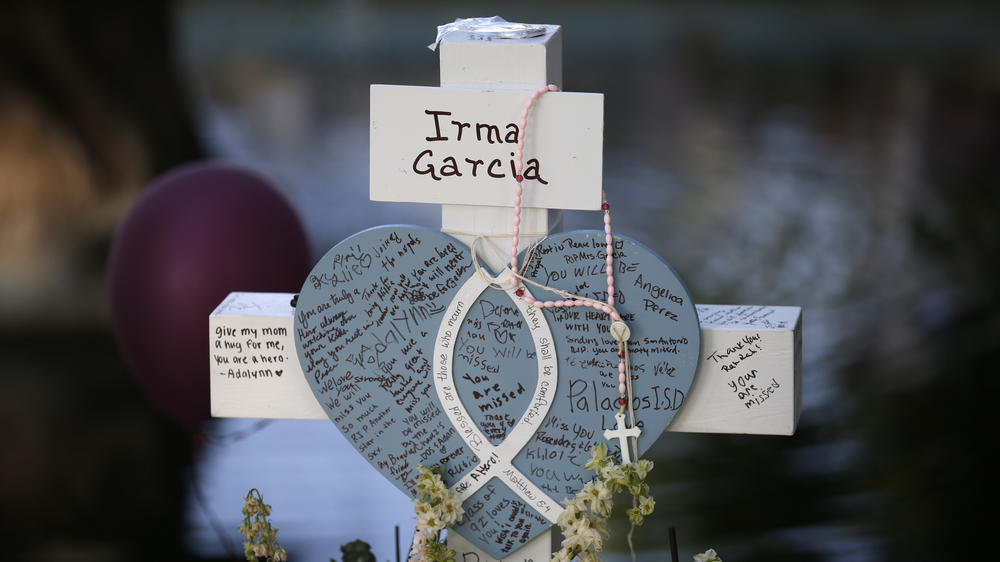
[438,25,566,274]
[433,23,567,562]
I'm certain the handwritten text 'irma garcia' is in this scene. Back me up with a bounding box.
[412,110,548,184]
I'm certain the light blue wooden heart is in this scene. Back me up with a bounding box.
[294,226,700,558]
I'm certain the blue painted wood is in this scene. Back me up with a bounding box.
[452,292,535,447]
[294,226,699,558]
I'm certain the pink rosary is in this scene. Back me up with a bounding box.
[508,84,634,418]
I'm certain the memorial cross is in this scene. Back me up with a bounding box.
[209,21,802,562]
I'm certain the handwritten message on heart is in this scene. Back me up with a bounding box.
[294,226,700,558]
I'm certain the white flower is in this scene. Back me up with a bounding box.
[409,529,430,561]
[694,548,722,562]
[557,501,581,528]
[599,463,625,483]
[584,443,609,472]
[633,459,653,479]
[244,497,260,515]
[432,478,449,497]
[416,510,440,532]
[580,480,613,517]
[590,516,609,539]
[438,497,464,526]
[414,501,432,518]
[551,549,573,562]
[639,495,655,516]
[412,463,464,541]
[561,515,603,553]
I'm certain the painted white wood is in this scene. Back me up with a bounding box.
[439,25,562,91]
[209,292,323,420]
[448,528,554,562]
[436,24,579,294]
[210,293,801,436]
[433,270,564,521]
[440,204,549,273]
[438,24,568,284]
[369,85,603,211]
[670,305,802,435]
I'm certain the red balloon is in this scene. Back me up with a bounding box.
[108,162,310,427]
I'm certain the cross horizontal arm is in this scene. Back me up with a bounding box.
[210,292,801,436]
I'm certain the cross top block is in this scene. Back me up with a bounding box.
[438,22,562,90]
[369,24,604,211]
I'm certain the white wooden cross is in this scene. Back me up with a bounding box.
[209,22,802,562]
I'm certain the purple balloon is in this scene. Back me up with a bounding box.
[108,162,310,427]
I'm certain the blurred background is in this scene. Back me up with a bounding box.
[2,1,997,561]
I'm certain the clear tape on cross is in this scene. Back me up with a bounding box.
[427,16,547,51]
[432,269,563,523]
